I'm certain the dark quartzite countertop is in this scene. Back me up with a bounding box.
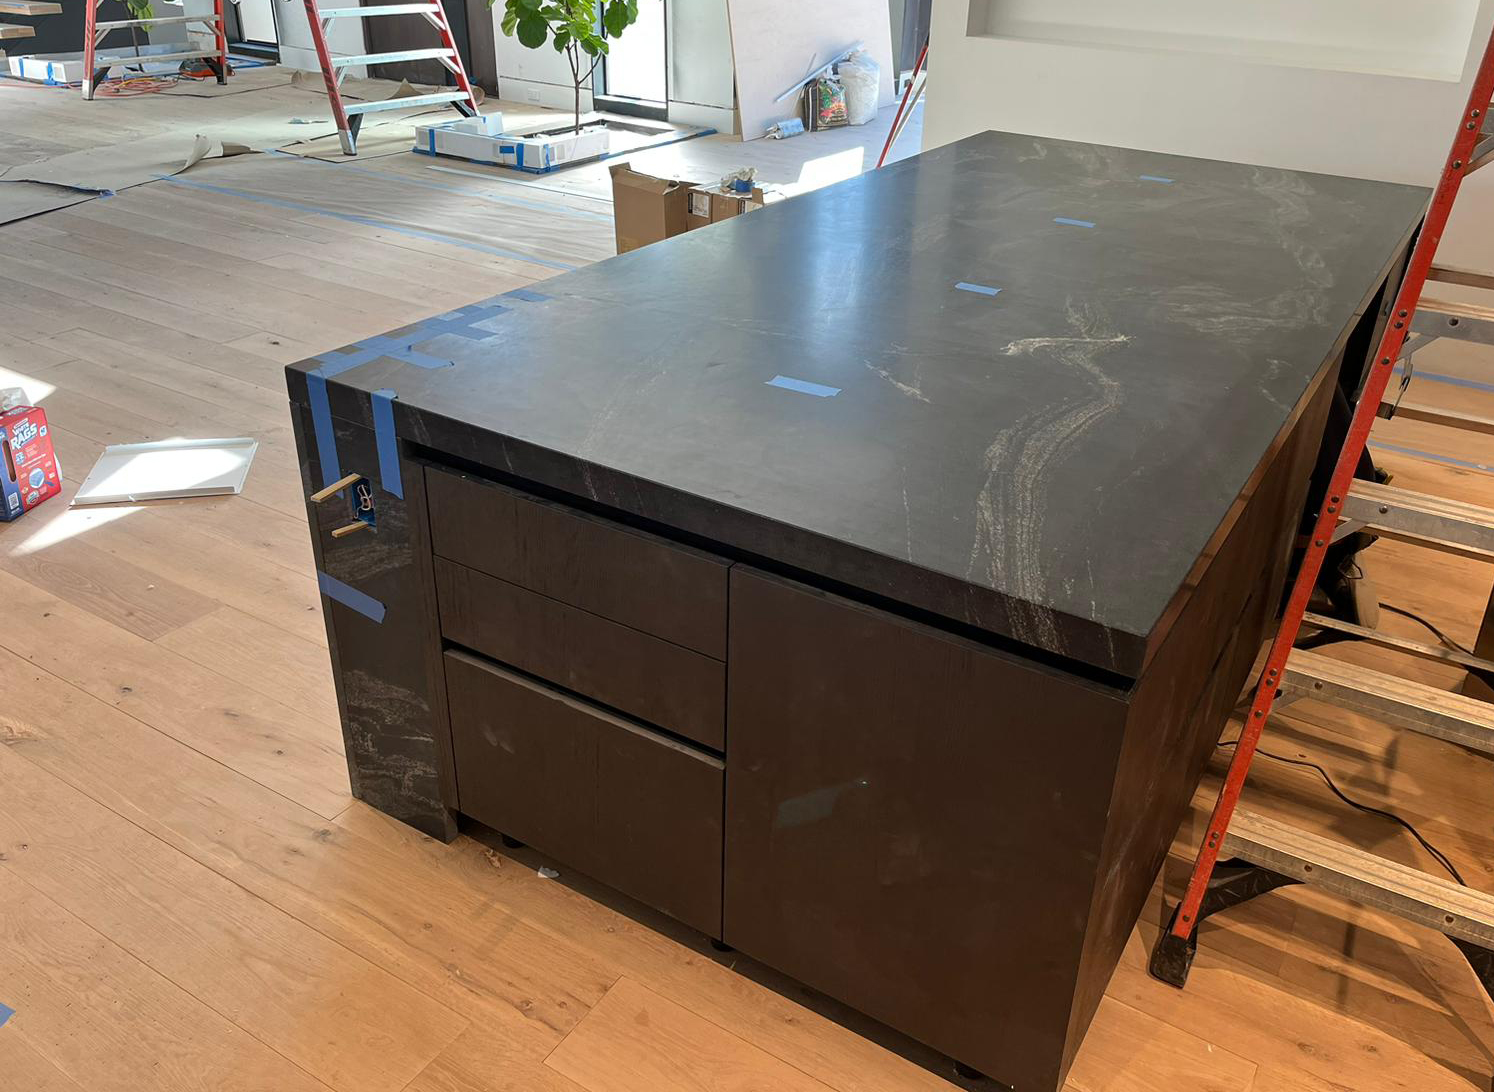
[288,131,1429,678]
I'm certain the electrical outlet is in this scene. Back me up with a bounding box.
[525,87,542,103]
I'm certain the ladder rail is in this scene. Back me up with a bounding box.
[1164,28,1494,947]
[81,0,228,99]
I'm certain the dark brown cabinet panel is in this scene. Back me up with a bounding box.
[445,649,724,935]
[435,558,726,750]
[723,567,1129,1092]
[427,466,730,659]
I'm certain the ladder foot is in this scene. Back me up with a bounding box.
[1451,938,1494,1007]
[1148,907,1197,988]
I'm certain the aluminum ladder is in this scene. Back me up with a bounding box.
[301,0,479,156]
[82,0,228,99]
[1149,22,1494,1009]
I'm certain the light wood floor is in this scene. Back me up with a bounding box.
[1,66,1493,1092]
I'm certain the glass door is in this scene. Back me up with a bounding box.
[596,0,667,118]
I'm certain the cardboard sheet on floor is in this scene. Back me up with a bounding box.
[72,437,258,506]
[725,0,896,140]
[0,181,96,224]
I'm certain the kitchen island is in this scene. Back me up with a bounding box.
[286,131,1427,1090]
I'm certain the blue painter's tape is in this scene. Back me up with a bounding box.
[306,371,342,490]
[1393,363,1494,394]
[1139,175,1175,183]
[1054,217,1096,228]
[1369,440,1494,475]
[371,388,402,499]
[413,306,508,341]
[955,281,1001,297]
[318,571,386,623]
[0,1002,13,1028]
[153,176,576,271]
[504,287,551,303]
[768,375,841,398]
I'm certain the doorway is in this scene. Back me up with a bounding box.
[596,0,667,119]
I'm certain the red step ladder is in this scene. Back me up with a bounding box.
[1150,23,1494,1002]
[82,0,229,99]
[301,0,479,156]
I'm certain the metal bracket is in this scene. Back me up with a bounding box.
[1149,861,1302,988]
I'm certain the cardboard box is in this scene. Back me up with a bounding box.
[413,116,609,174]
[685,185,767,232]
[412,111,507,161]
[610,165,700,254]
[0,404,61,521]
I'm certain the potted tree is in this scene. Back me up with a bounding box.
[497,0,640,135]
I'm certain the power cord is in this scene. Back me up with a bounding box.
[1216,737,1466,886]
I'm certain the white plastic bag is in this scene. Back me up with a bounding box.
[838,49,880,126]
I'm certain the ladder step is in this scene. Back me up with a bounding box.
[0,1,60,13]
[320,3,441,15]
[1383,400,1494,438]
[93,49,221,67]
[1412,297,1494,343]
[1282,649,1494,753]
[95,13,219,28]
[1302,611,1494,676]
[332,47,453,67]
[0,22,36,37]
[1343,480,1494,561]
[1429,264,1494,292]
[1222,809,1494,948]
[342,90,470,115]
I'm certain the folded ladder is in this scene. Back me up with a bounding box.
[1150,23,1494,1011]
[82,0,228,99]
[301,0,479,156]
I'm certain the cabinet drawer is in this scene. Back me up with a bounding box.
[426,467,729,659]
[436,557,726,751]
[445,649,723,936]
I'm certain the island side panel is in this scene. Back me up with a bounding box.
[289,398,457,842]
[723,567,1129,1092]
[1059,344,1344,1073]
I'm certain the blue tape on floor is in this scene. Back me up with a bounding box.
[1369,440,1494,474]
[1054,217,1096,228]
[0,1002,13,1028]
[152,175,577,271]
[371,388,402,499]
[1139,175,1175,183]
[1394,363,1494,394]
[306,371,342,490]
[318,572,386,623]
[955,281,1001,297]
[768,375,841,398]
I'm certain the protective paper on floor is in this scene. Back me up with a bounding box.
[0,181,96,224]
[160,151,615,272]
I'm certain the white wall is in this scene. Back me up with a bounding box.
[925,0,1494,186]
[494,0,735,132]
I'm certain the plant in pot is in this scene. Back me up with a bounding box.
[495,0,641,135]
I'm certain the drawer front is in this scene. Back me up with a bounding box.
[445,649,723,936]
[436,557,726,751]
[427,467,730,659]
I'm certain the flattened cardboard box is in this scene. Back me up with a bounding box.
[610,164,702,254]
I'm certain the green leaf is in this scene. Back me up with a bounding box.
[552,28,571,51]
[515,13,549,47]
[602,0,633,37]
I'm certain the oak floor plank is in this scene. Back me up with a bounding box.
[544,976,837,1092]
[0,570,350,818]
[0,744,469,1092]
[0,871,336,1092]
[0,1033,88,1092]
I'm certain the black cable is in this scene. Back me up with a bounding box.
[1217,738,1466,886]
[1380,602,1476,656]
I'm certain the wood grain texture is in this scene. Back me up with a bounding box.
[0,75,1487,1092]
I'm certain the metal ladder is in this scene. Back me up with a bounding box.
[1149,24,1494,1008]
[301,0,479,156]
[82,0,228,99]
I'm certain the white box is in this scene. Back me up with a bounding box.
[413,114,612,174]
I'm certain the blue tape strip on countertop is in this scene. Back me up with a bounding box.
[0,1002,13,1028]
[1139,175,1175,183]
[318,572,386,623]
[371,388,402,499]
[504,287,551,303]
[768,375,841,398]
[955,281,1001,297]
[306,371,342,490]
[1054,217,1096,228]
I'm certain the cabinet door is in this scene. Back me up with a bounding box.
[723,567,1126,1090]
